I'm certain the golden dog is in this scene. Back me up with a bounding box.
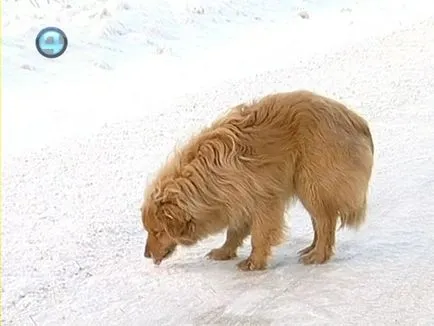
[141,90,374,271]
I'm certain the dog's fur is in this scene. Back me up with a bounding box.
[141,90,374,271]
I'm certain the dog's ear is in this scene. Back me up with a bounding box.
[159,202,197,246]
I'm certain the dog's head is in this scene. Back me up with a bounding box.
[141,185,197,265]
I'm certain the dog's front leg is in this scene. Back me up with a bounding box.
[207,222,251,261]
[237,200,286,271]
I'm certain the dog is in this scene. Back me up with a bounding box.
[141,90,374,271]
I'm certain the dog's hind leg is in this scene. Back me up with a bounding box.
[296,170,370,264]
[296,178,338,264]
[297,216,318,256]
[299,206,337,265]
[206,222,251,261]
[237,198,286,271]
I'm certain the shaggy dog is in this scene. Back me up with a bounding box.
[141,90,374,271]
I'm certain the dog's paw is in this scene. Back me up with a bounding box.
[237,257,267,271]
[299,247,332,265]
[297,244,315,257]
[206,248,237,261]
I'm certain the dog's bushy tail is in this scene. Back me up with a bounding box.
[339,195,368,230]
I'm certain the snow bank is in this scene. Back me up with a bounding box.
[3,0,434,158]
[3,0,433,85]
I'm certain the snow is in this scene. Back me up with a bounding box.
[2,0,434,325]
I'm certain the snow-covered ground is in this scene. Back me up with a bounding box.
[2,0,434,325]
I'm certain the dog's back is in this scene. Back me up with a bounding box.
[205,90,374,195]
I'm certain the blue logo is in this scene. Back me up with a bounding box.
[35,27,68,59]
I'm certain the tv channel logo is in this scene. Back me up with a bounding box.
[35,27,68,59]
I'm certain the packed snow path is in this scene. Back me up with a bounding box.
[3,16,434,326]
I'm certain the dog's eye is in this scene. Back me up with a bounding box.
[150,230,162,238]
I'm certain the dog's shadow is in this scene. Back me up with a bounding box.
[164,237,328,275]
[167,233,408,276]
